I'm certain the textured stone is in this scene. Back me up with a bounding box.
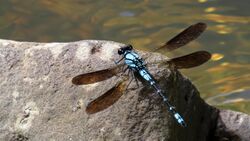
[213,109,250,141]
[0,39,217,141]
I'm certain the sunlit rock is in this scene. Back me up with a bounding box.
[1,39,245,141]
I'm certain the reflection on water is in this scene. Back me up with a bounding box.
[0,0,250,114]
[217,100,250,115]
[207,89,250,105]
[208,88,250,114]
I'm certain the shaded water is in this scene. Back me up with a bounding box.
[0,0,250,114]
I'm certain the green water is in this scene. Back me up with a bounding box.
[1,0,250,114]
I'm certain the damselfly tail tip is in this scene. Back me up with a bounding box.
[180,121,187,127]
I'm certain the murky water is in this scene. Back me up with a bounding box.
[0,0,250,114]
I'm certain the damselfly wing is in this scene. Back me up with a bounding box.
[72,65,122,85]
[72,64,128,114]
[86,80,127,114]
[154,22,207,52]
[160,51,211,69]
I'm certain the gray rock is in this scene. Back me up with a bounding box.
[0,39,217,141]
[213,109,250,141]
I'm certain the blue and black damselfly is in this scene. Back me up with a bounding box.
[72,23,211,127]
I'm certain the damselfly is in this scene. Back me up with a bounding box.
[72,23,211,127]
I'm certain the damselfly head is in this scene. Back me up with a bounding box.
[118,44,133,55]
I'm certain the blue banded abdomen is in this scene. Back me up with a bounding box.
[139,69,155,85]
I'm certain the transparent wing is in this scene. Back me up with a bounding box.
[158,51,211,69]
[86,79,127,114]
[154,22,207,52]
[72,65,123,85]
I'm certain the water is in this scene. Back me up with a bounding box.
[0,0,249,114]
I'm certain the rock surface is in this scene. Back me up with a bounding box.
[213,109,250,141]
[0,39,243,141]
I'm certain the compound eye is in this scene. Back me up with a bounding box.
[127,44,133,50]
[118,49,123,55]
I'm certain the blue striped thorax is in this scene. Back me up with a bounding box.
[118,45,145,70]
[118,45,155,85]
